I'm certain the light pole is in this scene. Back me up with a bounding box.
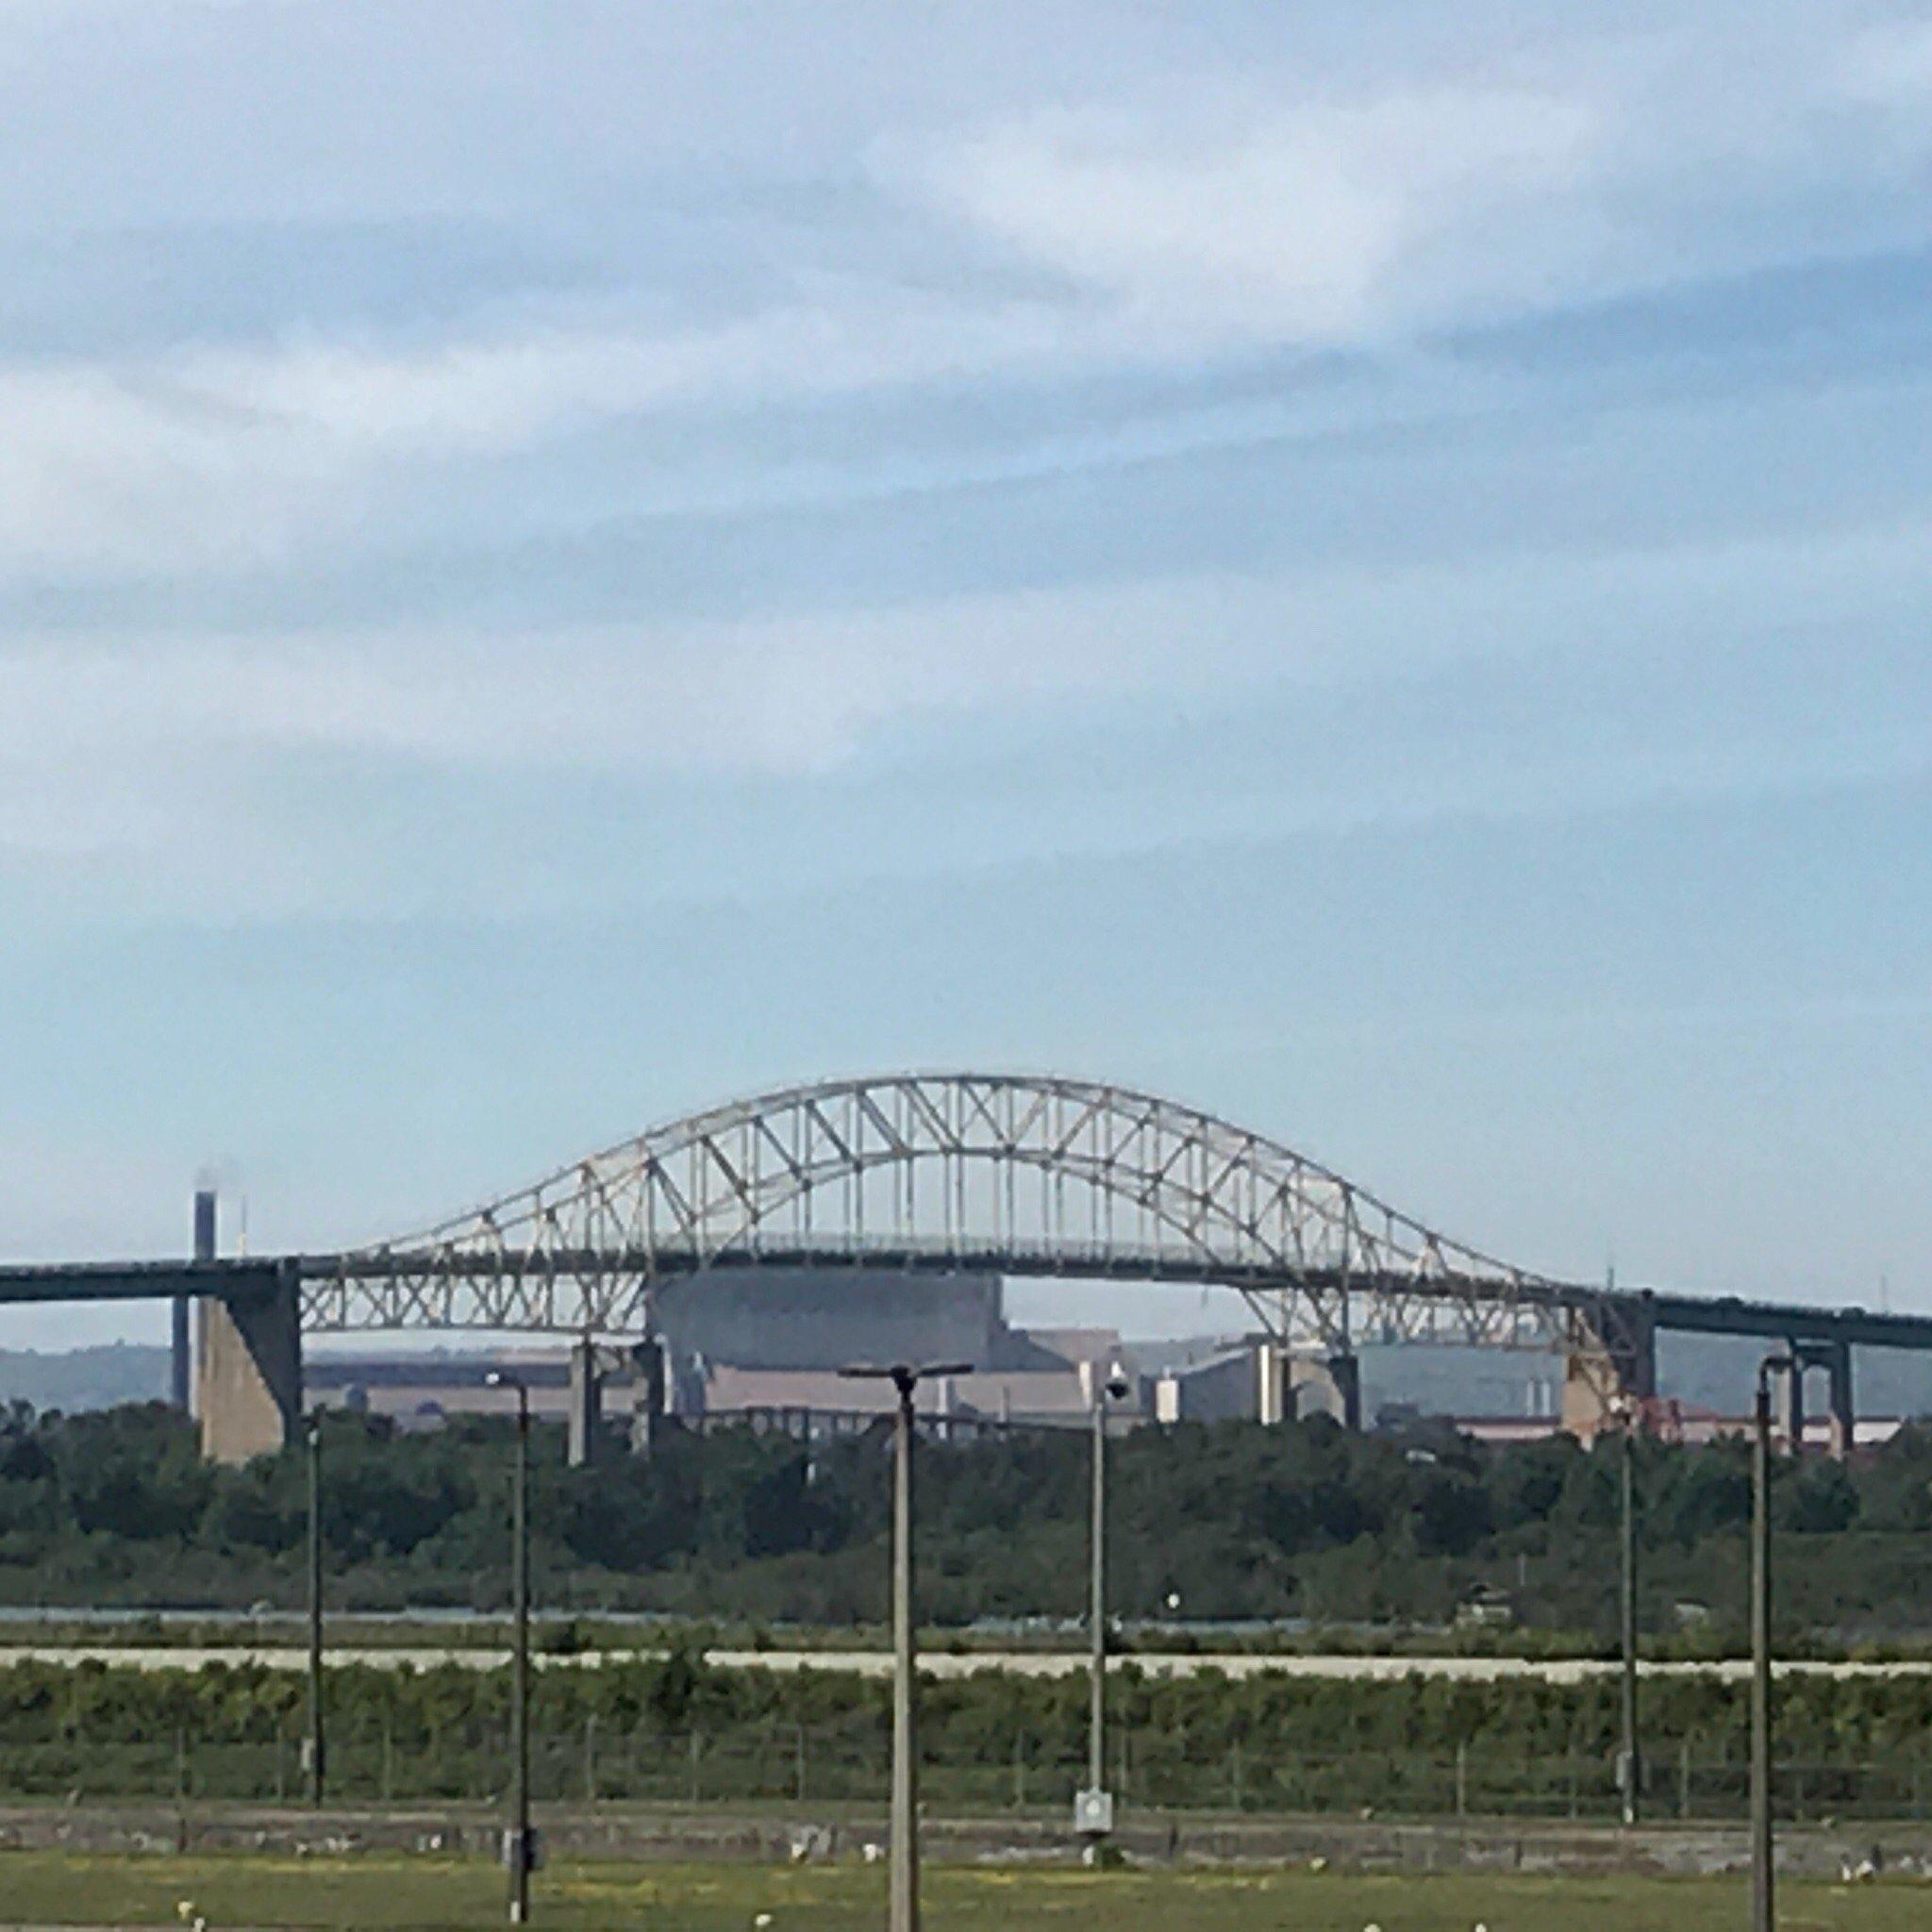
[306,1409,326,1809]
[841,1360,972,1932]
[1751,1353,1789,1932]
[1610,1395,1641,1827]
[1081,1363,1131,1856]
[486,1370,534,1925]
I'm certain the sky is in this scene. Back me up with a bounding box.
[2,1,1930,1346]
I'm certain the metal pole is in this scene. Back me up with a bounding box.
[1619,1418,1640,1827]
[307,1413,325,1808]
[841,1357,964,1932]
[1089,1387,1106,1799]
[510,1385,532,1924]
[891,1371,919,1932]
[1751,1363,1778,1932]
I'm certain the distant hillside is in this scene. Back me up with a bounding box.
[0,1344,169,1413]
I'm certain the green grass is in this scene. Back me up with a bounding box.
[0,1856,1926,1930]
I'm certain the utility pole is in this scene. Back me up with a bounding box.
[1751,1354,1787,1932]
[307,1410,326,1807]
[487,1371,534,1924]
[1618,1404,1640,1827]
[1081,1364,1130,1856]
[841,1359,971,1932]
[1089,1381,1107,1797]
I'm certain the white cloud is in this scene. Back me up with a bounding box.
[4,13,1931,584]
[0,578,1236,815]
[0,285,1081,576]
[908,16,1932,351]
[922,85,1603,345]
[3,508,1927,883]
[0,4,1927,626]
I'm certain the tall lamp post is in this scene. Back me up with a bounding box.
[306,1410,326,1808]
[1609,1394,1641,1827]
[1751,1352,1790,1932]
[841,1360,972,1932]
[485,1370,534,1925]
[1080,1363,1131,1856]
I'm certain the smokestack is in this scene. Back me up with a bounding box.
[174,1187,216,1413]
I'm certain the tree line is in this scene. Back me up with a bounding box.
[1,1400,1930,1638]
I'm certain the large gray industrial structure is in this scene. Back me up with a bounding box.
[3,1071,1925,1462]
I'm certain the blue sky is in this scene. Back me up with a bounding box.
[2,1,1930,1344]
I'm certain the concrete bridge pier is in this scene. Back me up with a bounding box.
[629,1339,667,1455]
[1782,1340,1857,1459]
[1561,1296,1658,1442]
[1773,1351,1807,1449]
[1260,1348,1363,1429]
[1255,1343,1289,1425]
[1824,1341,1856,1460]
[568,1338,604,1467]
[1325,1351,1363,1432]
[194,1264,303,1465]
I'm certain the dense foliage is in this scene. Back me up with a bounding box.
[2,1401,1931,1638]
[0,1652,1928,1818]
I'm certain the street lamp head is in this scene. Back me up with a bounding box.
[1104,1365,1132,1404]
[839,1360,974,1384]
[485,1369,531,1422]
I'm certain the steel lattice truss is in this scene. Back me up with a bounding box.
[304,1073,1610,1359]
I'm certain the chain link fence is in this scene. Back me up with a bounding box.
[3,1714,1929,1824]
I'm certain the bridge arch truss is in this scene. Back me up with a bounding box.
[304,1073,1592,1357]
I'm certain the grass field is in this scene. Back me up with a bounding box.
[0,1856,1925,1930]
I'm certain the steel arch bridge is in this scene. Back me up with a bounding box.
[13,1066,1932,1465]
[304,1072,1603,1362]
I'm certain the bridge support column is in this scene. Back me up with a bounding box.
[629,1340,667,1455]
[1284,1352,1361,1430]
[568,1339,604,1468]
[1562,1298,1657,1443]
[1824,1342,1856,1461]
[1337,1359,1367,1437]
[1327,1353,1362,1431]
[1254,1344,1288,1425]
[1774,1350,1806,1450]
[195,1266,302,1465]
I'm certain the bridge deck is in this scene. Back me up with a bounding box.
[1,1255,1929,1353]
[0,1259,289,1302]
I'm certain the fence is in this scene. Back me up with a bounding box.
[2,1715,1929,1824]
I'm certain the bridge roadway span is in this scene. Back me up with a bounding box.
[4,1069,1926,1458]
[1,1249,1926,1460]
[5,1251,1932,1354]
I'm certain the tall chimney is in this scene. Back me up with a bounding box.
[174,1188,216,1413]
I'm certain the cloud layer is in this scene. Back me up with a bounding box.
[3,7,1930,588]
[2,2,1930,912]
